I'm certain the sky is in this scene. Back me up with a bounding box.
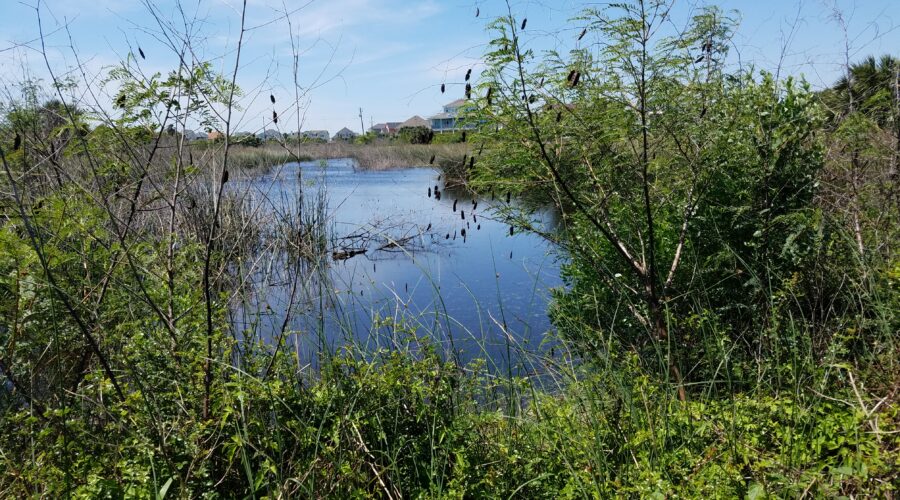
[1,0,898,135]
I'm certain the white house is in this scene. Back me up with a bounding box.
[300,130,330,141]
[429,99,474,133]
[257,129,283,141]
[334,127,358,141]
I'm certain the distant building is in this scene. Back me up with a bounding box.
[183,129,206,141]
[207,130,223,141]
[399,115,431,130]
[334,127,358,141]
[370,122,402,136]
[257,129,283,141]
[300,130,330,141]
[429,99,473,133]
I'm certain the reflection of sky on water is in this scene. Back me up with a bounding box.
[231,159,564,368]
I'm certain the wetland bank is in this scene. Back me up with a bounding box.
[0,0,897,497]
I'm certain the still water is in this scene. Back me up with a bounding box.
[232,159,563,367]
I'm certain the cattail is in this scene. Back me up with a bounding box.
[529,94,537,104]
[700,106,707,118]
[476,7,480,17]
[506,191,511,203]
[578,28,587,41]
[509,251,513,259]
[486,86,493,105]
[222,169,230,184]
[520,18,527,30]
[13,133,21,151]
[509,226,514,236]
[428,187,432,197]
[467,221,470,229]
[538,76,545,88]
[116,94,127,108]
[695,54,704,64]
[138,47,146,59]
[491,189,495,200]
[469,156,475,169]
[465,83,472,99]
[441,83,445,94]
[473,213,477,222]
[445,233,450,239]
[374,263,377,272]
[477,224,481,230]
[462,154,467,166]
[270,94,276,104]
[556,111,562,122]
[465,68,472,81]
[426,223,432,231]
[453,199,457,211]
[567,69,576,83]
[453,230,457,240]
[429,154,435,164]
[461,131,467,141]
[405,283,408,293]
[435,190,441,200]
[461,210,465,220]
[572,72,581,87]
[461,228,466,237]
[273,110,278,124]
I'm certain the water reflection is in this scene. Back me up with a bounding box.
[231,159,564,369]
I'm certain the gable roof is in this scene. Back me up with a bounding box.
[444,99,468,108]
[399,115,430,129]
[335,127,357,136]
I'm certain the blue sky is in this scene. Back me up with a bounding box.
[1,0,898,134]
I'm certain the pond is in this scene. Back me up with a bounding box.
[231,159,564,369]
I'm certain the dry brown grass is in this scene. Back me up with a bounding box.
[242,142,470,170]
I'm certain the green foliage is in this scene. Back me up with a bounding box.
[397,126,434,144]
[432,131,467,144]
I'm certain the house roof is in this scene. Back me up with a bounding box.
[335,127,357,135]
[399,115,430,129]
[445,99,467,108]
[428,112,455,120]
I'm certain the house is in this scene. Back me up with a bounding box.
[370,122,402,136]
[183,129,206,141]
[207,130,223,141]
[257,129,283,141]
[429,99,474,133]
[399,115,431,130]
[300,130,330,142]
[334,127,358,141]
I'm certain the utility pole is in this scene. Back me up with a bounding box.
[358,107,365,135]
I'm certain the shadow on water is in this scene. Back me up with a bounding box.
[230,159,564,374]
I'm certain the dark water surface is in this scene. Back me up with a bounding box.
[233,159,563,367]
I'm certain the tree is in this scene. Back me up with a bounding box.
[469,1,824,392]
